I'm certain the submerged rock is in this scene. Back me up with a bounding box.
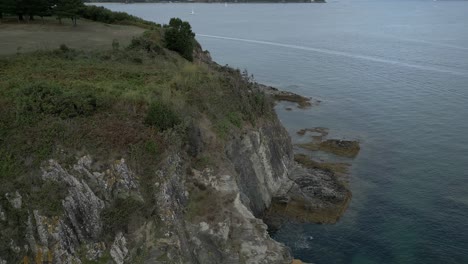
[296,128,360,158]
[296,127,329,137]
[258,84,319,109]
[318,139,360,158]
[264,158,351,231]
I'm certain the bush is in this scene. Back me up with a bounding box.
[112,39,120,50]
[79,5,160,28]
[144,101,180,132]
[18,83,98,119]
[101,197,145,235]
[128,34,163,54]
[164,18,195,61]
[59,44,70,52]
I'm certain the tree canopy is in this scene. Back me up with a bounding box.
[164,18,196,61]
[55,0,83,25]
[0,0,84,23]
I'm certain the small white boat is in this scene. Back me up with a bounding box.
[190,8,195,15]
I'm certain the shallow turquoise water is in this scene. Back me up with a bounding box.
[99,1,468,263]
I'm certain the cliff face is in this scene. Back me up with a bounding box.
[0,30,350,264]
[0,119,293,263]
[226,119,293,217]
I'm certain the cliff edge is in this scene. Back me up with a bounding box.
[0,22,348,263]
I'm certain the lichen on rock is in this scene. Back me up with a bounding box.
[110,232,128,264]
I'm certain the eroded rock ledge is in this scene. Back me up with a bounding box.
[258,84,320,109]
[264,163,352,232]
[0,90,350,264]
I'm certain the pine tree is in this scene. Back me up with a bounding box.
[55,0,83,26]
[0,0,16,19]
[164,18,196,61]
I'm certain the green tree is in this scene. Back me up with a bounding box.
[0,0,15,19]
[55,0,83,26]
[0,0,52,21]
[24,0,53,21]
[164,18,195,61]
[11,0,26,20]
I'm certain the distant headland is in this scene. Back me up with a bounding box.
[84,0,326,3]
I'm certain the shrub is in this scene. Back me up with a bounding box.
[128,34,163,55]
[59,44,70,52]
[227,112,243,128]
[112,39,120,50]
[18,83,98,119]
[144,101,180,132]
[101,197,145,235]
[79,5,160,28]
[164,18,195,61]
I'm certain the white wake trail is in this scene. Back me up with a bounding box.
[197,34,468,77]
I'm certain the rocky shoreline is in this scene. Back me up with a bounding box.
[259,88,354,234]
[258,84,321,109]
[0,30,352,263]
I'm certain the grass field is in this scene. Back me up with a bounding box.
[0,17,145,55]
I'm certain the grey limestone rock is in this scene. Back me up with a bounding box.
[0,204,5,221]
[5,191,22,209]
[110,232,128,264]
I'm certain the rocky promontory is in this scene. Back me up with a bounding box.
[0,15,349,264]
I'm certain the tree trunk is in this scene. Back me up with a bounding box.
[18,14,24,21]
[29,15,34,21]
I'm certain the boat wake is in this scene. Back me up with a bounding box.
[197,34,468,77]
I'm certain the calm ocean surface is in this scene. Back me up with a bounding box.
[98,1,468,263]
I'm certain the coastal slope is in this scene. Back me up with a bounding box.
[0,18,347,263]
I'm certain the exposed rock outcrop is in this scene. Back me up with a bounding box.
[5,191,22,209]
[0,205,5,222]
[264,164,351,231]
[226,119,293,217]
[259,84,320,109]
[110,232,128,264]
[0,91,350,264]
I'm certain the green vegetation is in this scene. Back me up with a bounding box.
[0,0,82,23]
[0,1,159,28]
[317,139,360,158]
[18,82,98,119]
[0,19,145,55]
[79,5,160,28]
[0,21,273,210]
[144,101,181,132]
[294,154,350,174]
[101,197,145,236]
[55,0,83,26]
[164,18,196,61]
[0,14,275,262]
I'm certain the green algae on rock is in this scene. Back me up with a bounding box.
[294,153,351,175]
[318,139,360,158]
[264,157,352,230]
[296,127,360,158]
[259,84,319,109]
[297,139,360,158]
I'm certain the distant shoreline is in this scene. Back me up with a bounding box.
[87,1,326,4]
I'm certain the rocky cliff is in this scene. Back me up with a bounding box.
[0,30,350,264]
[0,120,293,263]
